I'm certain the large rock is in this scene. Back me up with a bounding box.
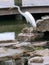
[0,48,25,61]
[18,32,44,42]
[18,33,34,41]
[26,49,49,57]
[36,16,49,32]
[28,56,49,65]
[29,57,43,63]
[13,42,31,48]
[35,49,49,56]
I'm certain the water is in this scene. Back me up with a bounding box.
[0,15,27,39]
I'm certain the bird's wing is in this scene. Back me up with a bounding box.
[23,12,29,23]
[24,11,36,28]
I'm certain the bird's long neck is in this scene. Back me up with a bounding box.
[15,6,24,16]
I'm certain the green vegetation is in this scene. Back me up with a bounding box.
[14,0,22,6]
[34,47,44,50]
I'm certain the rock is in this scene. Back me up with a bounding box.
[31,41,47,47]
[28,56,49,65]
[21,27,33,33]
[0,48,25,61]
[17,42,35,51]
[0,42,17,47]
[0,48,7,53]
[35,49,49,56]
[1,58,24,65]
[36,16,49,32]
[18,32,44,42]
[13,42,31,48]
[29,57,43,63]
[27,49,49,57]
[18,33,35,41]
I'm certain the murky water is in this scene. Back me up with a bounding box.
[0,15,27,39]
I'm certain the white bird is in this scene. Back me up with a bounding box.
[11,6,36,30]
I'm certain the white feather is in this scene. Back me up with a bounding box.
[12,6,36,30]
[24,11,36,28]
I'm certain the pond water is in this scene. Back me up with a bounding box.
[0,15,49,41]
[0,15,27,39]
